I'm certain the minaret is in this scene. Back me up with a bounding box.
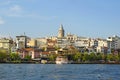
[58,24,65,38]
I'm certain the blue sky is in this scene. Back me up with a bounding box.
[0,0,120,38]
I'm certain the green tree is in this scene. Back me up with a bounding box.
[82,53,89,62]
[114,55,119,61]
[106,54,118,61]
[96,53,103,60]
[10,53,20,61]
[107,54,112,61]
[24,55,31,61]
[66,54,74,61]
[48,54,57,61]
[73,52,81,61]
[118,54,120,61]
[89,53,96,61]
[0,50,7,62]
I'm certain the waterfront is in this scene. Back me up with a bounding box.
[0,64,120,80]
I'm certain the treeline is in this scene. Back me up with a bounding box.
[48,52,120,63]
[0,49,120,63]
[0,50,31,63]
[66,52,120,63]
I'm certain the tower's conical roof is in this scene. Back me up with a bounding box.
[59,24,64,30]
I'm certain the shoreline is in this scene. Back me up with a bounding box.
[0,61,120,64]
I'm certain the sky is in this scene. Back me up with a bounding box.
[0,0,120,38]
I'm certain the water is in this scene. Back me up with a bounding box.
[0,64,120,80]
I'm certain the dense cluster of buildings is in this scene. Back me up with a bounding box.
[0,24,120,60]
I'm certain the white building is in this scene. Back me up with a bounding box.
[57,37,70,48]
[107,35,120,50]
[16,35,30,49]
[96,39,108,53]
[0,38,13,51]
[74,37,90,48]
[66,33,78,41]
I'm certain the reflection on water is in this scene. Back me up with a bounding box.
[0,64,120,80]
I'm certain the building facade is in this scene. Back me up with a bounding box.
[0,38,13,52]
[16,35,30,49]
[107,35,120,53]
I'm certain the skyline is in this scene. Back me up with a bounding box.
[0,0,120,38]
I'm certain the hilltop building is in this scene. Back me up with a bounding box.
[96,38,108,53]
[35,38,47,48]
[58,24,65,38]
[107,35,120,53]
[3,24,120,56]
[0,38,13,52]
[16,35,30,49]
[27,39,37,48]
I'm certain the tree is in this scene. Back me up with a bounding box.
[24,55,31,61]
[73,52,81,61]
[114,55,119,61]
[107,54,112,61]
[106,54,119,61]
[89,53,96,61]
[0,50,7,62]
[82,53,89,62]
[67,54,74,61]
[10,53,20,61]
[118,54,120,61]
[48,54,57,61]
[96,53,103,60]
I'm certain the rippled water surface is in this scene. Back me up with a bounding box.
[0,64,120,80]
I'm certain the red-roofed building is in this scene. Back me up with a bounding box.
[17,48,42,59]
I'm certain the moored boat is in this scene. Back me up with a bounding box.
[55,56,68,64]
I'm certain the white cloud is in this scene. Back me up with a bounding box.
[0,3,57,20]
[0,17,5,25]
[9,5,22,12]
[6,5,23,17]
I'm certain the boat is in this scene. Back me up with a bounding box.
[55,56,68,64]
